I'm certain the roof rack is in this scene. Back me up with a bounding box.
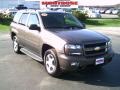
[18,8,66,13]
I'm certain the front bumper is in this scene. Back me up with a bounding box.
[57,50,114,71]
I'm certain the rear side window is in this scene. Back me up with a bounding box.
[19,13,29,25]
[13,12,22,23]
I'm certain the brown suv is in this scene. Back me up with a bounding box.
[10,10,114,76]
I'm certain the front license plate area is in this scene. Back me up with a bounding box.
[95,58,104,65]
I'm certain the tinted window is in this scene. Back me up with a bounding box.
[27,14,39,27]
[19,13,29,25]
[13,12,22,23]
[40,13,64,28]
[40,13,83,29]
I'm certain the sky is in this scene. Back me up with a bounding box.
[79,0,120,6]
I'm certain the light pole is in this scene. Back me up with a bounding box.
[17,0,20,5]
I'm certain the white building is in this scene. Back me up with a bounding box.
[0,0,40,9]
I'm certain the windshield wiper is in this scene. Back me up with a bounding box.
[45,26,64,29]
[45,25,83,29]
[63,25,83,29]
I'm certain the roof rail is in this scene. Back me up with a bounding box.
[18,9,39,12]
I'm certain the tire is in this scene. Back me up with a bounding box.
[13,36,21,54]
[44,49,61,77]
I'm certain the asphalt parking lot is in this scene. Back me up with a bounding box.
[0,27,120,90]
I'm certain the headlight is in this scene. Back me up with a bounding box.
[108,41,112,47]
[64,44,82,55]
[106,41,112,52]
[65,44,81,49]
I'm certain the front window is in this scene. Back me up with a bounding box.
[27,14,39,27]
[40,12,83,29]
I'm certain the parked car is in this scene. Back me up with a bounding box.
[10,10,114,76]
[118,10,120,18]
[112,9,119,14]
[16,4,27,10]
[100,9,106,14]
[88,10,101,18]
[63,8,72,13]
[5,9,18,16]
[105,9,112,14]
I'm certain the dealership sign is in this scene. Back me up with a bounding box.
[26,0,78,8]
[41,0,78,8]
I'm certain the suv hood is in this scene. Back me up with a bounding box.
[53,29,109,44]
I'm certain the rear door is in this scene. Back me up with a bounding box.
[17,13,29,47]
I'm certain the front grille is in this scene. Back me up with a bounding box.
[84,42,107,57]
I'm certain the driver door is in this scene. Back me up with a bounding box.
[25,13,41,55]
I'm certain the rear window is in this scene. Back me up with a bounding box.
[13,12,22,23]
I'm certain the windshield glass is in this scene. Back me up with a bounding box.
[40,12,83,29]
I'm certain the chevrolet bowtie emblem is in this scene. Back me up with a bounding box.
[94,47,101,51]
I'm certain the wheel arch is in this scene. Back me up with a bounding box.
[42,44,55,60]
[11,32,16,40]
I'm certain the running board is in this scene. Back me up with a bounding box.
[20,48,43,62]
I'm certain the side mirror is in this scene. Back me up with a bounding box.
[82,23,86,29]
[29,24,41,31]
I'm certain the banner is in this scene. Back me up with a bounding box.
[40,0,78,8]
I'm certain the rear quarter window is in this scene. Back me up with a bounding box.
[13,12,22,23]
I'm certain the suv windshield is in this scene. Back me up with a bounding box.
[40,12,83,29]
